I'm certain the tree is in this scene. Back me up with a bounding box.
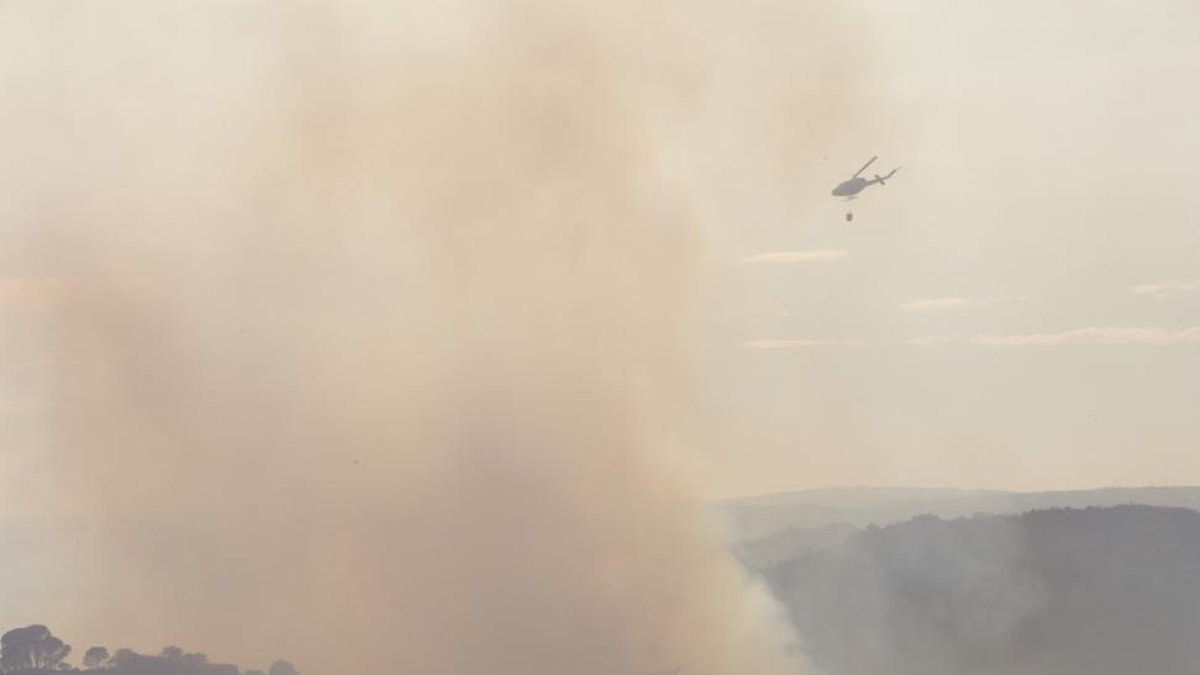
[83,647,110,670]
[178,653,208,667]
[107,649,138,668]
[1,625,71,672]
[267,661,297,675]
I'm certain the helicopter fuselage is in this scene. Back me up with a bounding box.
[832,177,868,197]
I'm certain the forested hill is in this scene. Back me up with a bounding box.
[765,505,1200,675]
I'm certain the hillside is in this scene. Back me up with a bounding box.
[729,522,859,569]
[764,505,1200,675]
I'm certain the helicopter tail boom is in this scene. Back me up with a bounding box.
[873,166,901,185]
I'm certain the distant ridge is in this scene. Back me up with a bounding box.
[717,485,1200,540]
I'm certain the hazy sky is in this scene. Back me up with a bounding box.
[1,1,1198,509]
[714,0,1200,497]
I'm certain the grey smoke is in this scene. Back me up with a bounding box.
[0,1,873,674]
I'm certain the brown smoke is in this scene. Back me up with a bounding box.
[0,1,871,673]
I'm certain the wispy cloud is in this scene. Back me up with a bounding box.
[1129,279,1200,298]
[743,250,847,265]
[741,339,835,350]
[0,399,54,414]
[745,327,1200,351]
[899,296,1027,311]
[907,334,962,346]
[972,327,1200,347]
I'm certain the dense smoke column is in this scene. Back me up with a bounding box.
[0,1,872,673]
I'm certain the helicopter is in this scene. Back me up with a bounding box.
[832,156,900,199]
[832,156,900,222]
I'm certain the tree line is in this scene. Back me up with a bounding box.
[0,625,296,675]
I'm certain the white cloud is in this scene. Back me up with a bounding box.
[1129,279,1200,298]
[741,339,834,350]
[0,399,53,414]
[899,296,1027,310]
[972,326,1200,347]
[907,334,962,346]
[899,297,971,310]
[743,327,1200,351]
[743,250,847,264]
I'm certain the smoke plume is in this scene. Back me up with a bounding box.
[0,1,871,673]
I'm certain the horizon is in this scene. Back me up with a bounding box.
[719,482,1200,503]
